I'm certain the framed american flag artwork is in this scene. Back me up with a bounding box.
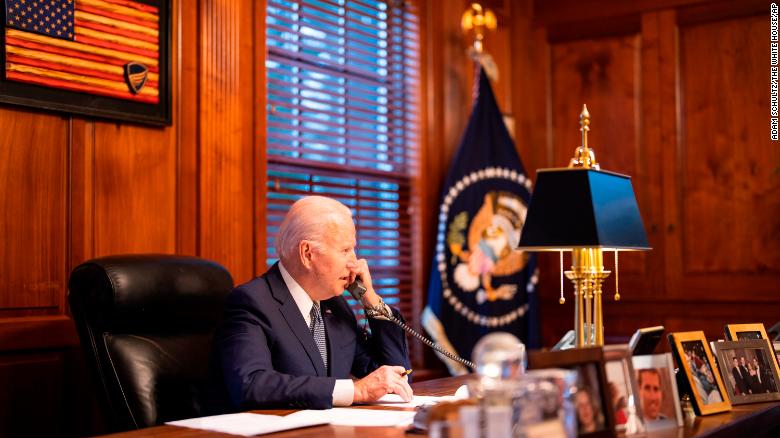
[1,0,170,125]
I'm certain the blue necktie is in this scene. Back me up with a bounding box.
[309,302,328,371]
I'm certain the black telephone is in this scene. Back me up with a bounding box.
[346,277,476,370]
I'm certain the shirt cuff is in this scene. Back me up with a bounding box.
[332,379,355,406]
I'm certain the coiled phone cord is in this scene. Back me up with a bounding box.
[376,306,476,370]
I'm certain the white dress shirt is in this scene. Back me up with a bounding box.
[278,262,355,406]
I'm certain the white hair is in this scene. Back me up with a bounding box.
[275,196,353,262]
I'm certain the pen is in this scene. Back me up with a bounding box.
[404,369,412,376]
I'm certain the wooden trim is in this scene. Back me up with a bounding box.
[0,316,79,351]
[176,0,199,256]
[546,13,641,42]
[198,0,257,283]
[676,0,768,26]
[535,0,727,25]
[639,10,675,296]
[256,0,268,276]
[68,118,96,274]
[407,0,424,368]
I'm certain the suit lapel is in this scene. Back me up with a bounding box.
[266,263,327,377]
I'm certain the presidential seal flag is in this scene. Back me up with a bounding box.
[422,69,539,375]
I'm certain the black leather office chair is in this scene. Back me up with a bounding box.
[68,254,233,431]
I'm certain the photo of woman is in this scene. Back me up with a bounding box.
[722,349,779,396]
[572,363,606,435]
[681,341,724,405]
[575,387,604,434]
[713,339,780,405]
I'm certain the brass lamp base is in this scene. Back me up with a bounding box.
[565,248,610,347]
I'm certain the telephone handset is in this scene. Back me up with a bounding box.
[347,277,476,370]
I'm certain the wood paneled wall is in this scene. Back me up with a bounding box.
[0,0,260,435]
[0,0,777,434]
[423,0,779,354]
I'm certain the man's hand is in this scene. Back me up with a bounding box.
[346,258,382,308]
[353,365,413,403]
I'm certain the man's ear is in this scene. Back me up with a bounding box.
[299,240,314,269]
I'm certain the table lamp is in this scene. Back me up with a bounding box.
[517,105,650,347]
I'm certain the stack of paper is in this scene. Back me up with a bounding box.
[372,393,460,408]
[167,386,466,435]
[319,408,416,427]
[371,384,470,408]
[166,412,327,436]
[167,408,417,435]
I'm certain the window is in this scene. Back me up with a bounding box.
[265,0,420,326]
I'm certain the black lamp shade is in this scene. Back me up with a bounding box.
[518,168,650,250]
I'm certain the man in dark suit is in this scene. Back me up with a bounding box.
[739,356,752,393]
[208,196,413,410]
[731,357,749,395]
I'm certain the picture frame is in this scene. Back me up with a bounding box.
[774,341,780,368]
[711,340,780,405]
[668,331,731,415]
[724,323,770,342]
[724,322,780,379]
[0,0,171,125]
[518,368,579,438]
[602,345,642,432]
[528,347,615,437]
[631,353,683,430]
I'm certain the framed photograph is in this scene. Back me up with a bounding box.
[528,347,615,437]
[724,322,780,379]
[711,340,780,404]
[518,369,579,438]
[631,353,683,430]
[628,326,665,356]
[602,345,642,432]
[774,341,780,367]
[668,331,731,415]
[724,323,769,341]
[0,0,171,125]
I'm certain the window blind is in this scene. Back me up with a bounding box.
[265,0,419,326]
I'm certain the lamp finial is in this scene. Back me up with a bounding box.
[569,103,599,169]
[580,104,590,141]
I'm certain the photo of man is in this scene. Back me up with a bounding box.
[638,369,665,421]
[731,357,749,395]
[714,339,780,405]
[632,354,683,428]
[634,366,678,429]
[722,348,780,398]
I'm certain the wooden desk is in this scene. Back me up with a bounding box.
[102,375,780,438]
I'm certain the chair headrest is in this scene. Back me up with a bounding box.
[68,254,233,332]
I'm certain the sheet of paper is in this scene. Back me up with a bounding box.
[371,384,470,408]
[166,412,327,436]
[372,393,458,407]
[320,407,416,427]
[167,385,467,433]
